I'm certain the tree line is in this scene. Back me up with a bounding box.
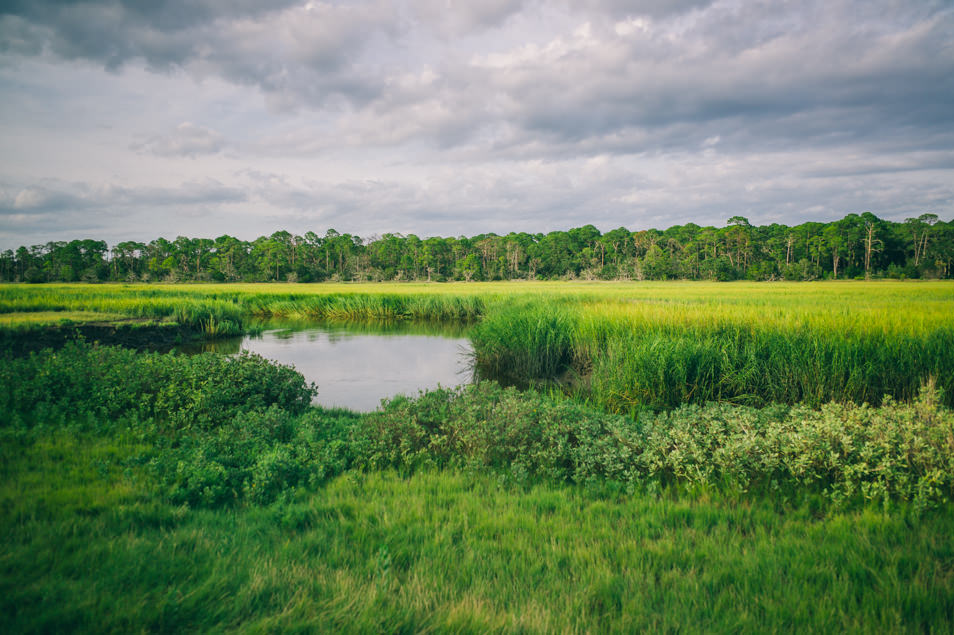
[2,213,951,283]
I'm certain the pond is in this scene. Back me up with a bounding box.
[182,321,474,412]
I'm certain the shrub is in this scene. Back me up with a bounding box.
[0,342,316,432]
[358,381,954,509]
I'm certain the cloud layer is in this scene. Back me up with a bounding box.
[1,0,952,248]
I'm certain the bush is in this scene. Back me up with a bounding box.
[358,381,954,509]
[152,406,360,507]
[0,342,316,432]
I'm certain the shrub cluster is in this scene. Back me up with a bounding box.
[361,381,954,509]
[0,342,351,506]
[1,341,315,432]
[4,343,952,510]
[150,406,358,507]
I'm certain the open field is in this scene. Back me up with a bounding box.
[2,281,954,631]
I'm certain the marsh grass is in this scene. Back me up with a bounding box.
[3,341,954,632]
[2,281,953,408]
[468,301,575,386]
[3,449,953,633]
[0,311,129,328]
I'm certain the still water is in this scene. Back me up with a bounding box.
[185,321,473,412]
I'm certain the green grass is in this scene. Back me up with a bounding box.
[3,281,954,409]
[3,440,953,633]
[2,341,954,632]
[0,310,129,328]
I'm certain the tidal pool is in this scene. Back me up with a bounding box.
[184,321,473,412]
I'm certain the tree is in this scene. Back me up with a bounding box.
[6,214,952,283]
[724,216,753,272]
[906,213,939,267]
[861,212,884,280]
[822,224,846,278]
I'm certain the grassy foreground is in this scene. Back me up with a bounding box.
[2,342,954,631]
[4,455,953,633]
[2,282,954,630]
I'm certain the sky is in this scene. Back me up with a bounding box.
[1,0,952,249]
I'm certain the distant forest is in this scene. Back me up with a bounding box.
[3,213,951,283]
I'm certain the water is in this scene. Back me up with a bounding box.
[184,321,473,412]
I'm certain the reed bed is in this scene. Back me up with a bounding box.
[2,281,953,409]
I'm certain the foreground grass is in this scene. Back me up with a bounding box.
[2,436,952,633]
[2,342,954,631]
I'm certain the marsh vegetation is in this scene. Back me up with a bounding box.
[2,280,953,631]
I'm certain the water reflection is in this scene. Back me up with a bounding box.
[180,321,473,412]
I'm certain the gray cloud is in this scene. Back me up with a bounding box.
[0,178,244,214]
[133,122,227,158]
[0,177,249,246]
[0,0,393,107]
[409,0,530,35]
[580,0,715,20]
[5,0,951,149]
[0,0,951,248]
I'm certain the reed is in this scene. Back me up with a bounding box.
[2,281,953,408]
[468,301,575,385]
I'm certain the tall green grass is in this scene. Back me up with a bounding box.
[3,281,954,409]
[4,461,953,633]
[0,285,248,335]
[3,341,954,631]
[468,302,575,385]
[583,323,954,411]
[0,284,485,336]
[241,292,484,322]
[467,284,954,409]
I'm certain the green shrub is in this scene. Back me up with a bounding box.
[359,381,954,509]
[151,406,360,507]
[0,342,316,432]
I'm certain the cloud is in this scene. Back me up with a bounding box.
[0,178,245,214]
[8,185,83,212]
[0,177,250,246]
[408,0,530,35]
[1,0,394,108]
[4,1,951,148]
[0,0,951,249]
[580,0,714,20]
[218,0,954,170]
[133,122,227,158]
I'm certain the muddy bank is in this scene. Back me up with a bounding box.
[0,322,205,356]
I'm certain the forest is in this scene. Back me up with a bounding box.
[2,212,951,284]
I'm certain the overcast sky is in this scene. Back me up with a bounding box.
[1,0,952,249]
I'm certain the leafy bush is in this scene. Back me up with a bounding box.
[359,381,954,509]
[151,406,359,506]
[0,341,316,432]
[6,341,952,511]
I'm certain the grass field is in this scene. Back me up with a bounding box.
[4,449,952,632]
[3,280,953,408]
[0,310,130,327]
[2,281,953,631]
